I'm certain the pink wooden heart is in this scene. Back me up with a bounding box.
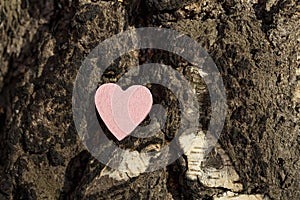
[95,83,153,141]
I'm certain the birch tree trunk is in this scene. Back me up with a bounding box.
[0,0,299,199]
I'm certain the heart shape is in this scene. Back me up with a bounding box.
[95,83,153,141]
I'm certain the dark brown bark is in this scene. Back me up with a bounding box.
[0,0,299,199]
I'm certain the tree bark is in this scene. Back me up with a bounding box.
[0,0,299,199]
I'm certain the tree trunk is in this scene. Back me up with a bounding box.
[0,0,299,199]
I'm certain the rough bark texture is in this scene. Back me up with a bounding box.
[0,0,299,199]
